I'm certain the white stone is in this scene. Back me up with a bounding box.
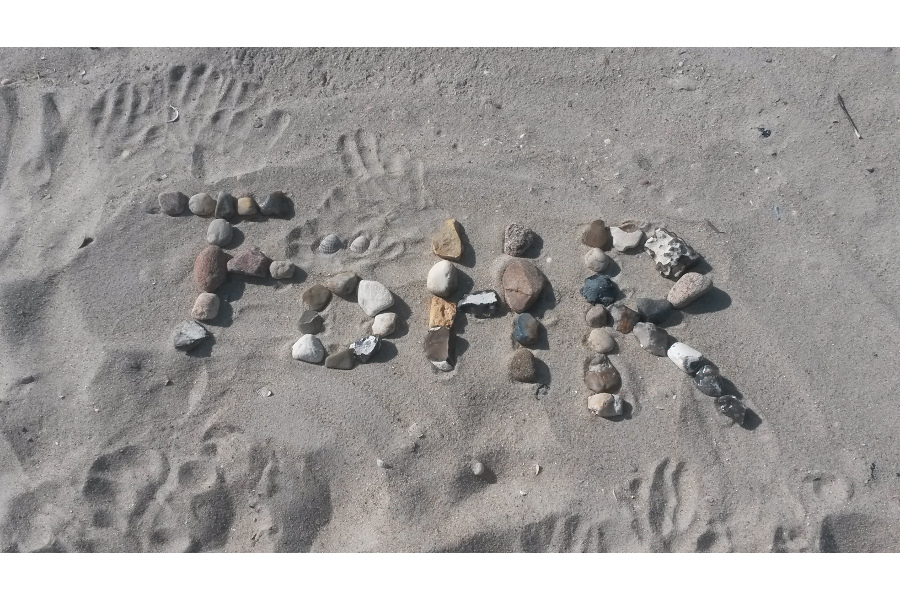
[667,342,703,373]
[292,334,325,363]
[189,193,216,216]
[610,224,644,252]
[357,280,394,317]
[207,219,233,246]
[372,312,397,336]
[426,260,457,297]
[269,260,295,279]
[583,248,610,272]
[472,461,485,476]
[587,328,616,353]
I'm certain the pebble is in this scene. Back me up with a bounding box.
[667,272,713,308]
[350,235,370,253]
[319,234,342,254]
[583,248,610,272]
[372,312,397,336]
[471,461,485,476]
[194,245,228,292]
[297,310,323,334]
[503,223,534,256]
[237,196,258,217]
[513,313,540,346]
[425,326,453,371]
[227,246,272,277]
[173,320,210,350]
[18,375,35,385]
[667,342,704,374]
[636,297,672,324]
[158,191,188,216]
[191,292,220,321]
[214,191,237,220]
[715,395,747,425]
[357,280,394,316]
[585,355,620,392]
[644,228,701,279]
[610,222,644,251]
[325,271,359,296]
[587,393,623,418]
[302,284,332,311]
[632,322,670,356]
[502,258,545,313]
[585,305,608,328]
[429,296,457,328]
[609,304,641,334]
[325,349,355,370]
[582,219,611,249]
[457,290,500,318]
[426,260,458,297]
[206,218,233,247]
[693,364,726,397]
[581,274,618,306]
[349,335,381,363]
[509,348,537,383]
[188,192,215,216]
[258,191,291,217]
[269,260,295,279]
[291,334,325,363]
[432,218,463,260]
[587,328,616,353]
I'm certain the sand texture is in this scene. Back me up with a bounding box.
[1,48,899,552]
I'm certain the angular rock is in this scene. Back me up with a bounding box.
[214,191,237,220]
[350,235,370,253]
[502,258,545,313]
[325,271,359,296]
[258,191,291,217]
[585,355,620,393]
[588,393,623,418]
[432,218,463,260]
[644,228,701,279]
[457,290,500,318]
[237,196,258,217]
[609,304,641,334]
[503,223,534,257]
[585,305,608,328]
[227,246,271,277]
[357,280,394,316]
[302,284,332,311]
[194,245,228,292]
[581,274,618,306]
[158,191,188,216]
[427,260,458,298]
[206,218,233,247]
[349,335,381,363]
[610,222,644,252]
[636,297,672,324]
[425,326,453,371]
[667,272,713,308]
[509,348,537,382]
[372,312,397,336]
[297,310,323,334]
[667,342,704,374]
[325,348,356,370]
[188,192,215,216]
[715,395,747,425]
[173,320,210,350]
[513,313,540,346]
[429,296,457,328]
[632,322,670,356]
[292,334,325,363]
[269,260,295,279]
[319,234,342,254]
[583,248,610,272]
[693,364,726,397]
[191,293,220,321]
[582,219,611,249]
[587,328,616,354]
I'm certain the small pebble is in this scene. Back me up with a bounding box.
[425,326,453,371]
[357,280,394,316]
[609,304,641,334]
[258,191,291,217]
[319,234,342,254]
[297,310,323,334]
[291,334,325,363]
[237,196,258,217]
[636,297,672,324]
[188,192,215,216]
[18,375,35,385]
[227,246,272,277]
[376,458,390,469]
[503,223,534,257]
[302,284,332,311]
[644,228,701,280]
[206,218,233,247]
[587,328,616,353]
[585,355,620,393]
[194,245,228,292]
[509,348,537,382]
[632,322,670,356]
[457,290,500,318]
[581,274,618,306]
[582,219,611,249]
[214,191,237,220]
[502,258,545,313]
[715,395,747,425]
[610,222,644,252]
[583,248,610,272]
[158,191,188,216]
[325,271,359,296]
[667,272,713,308]
[432,218,463,260]
[472,461,485,476]
[349,335,381,363]
[585,305,608,328]
[693,364,726,397]
[513,313,540,346]
[587,393,623,417]
[269,260,295,279]
[429,296,457,328]
[667,342,704,374]
[173,320,210,351]
[427,260,458,297]
[325,348,356,370]
[350,235,370,253]
[191,292,220,321]
[372,312,397,336]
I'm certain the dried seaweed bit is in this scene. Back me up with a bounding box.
[78,236,94,248]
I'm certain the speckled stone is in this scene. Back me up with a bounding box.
[502,258,545,313]
[513,313,540,346]
[609,304,641,334]
[191,293,220,321]
[194,245,228,292]
[509,348,537,383]
[667,272,713,308]
[644,227,701,280]
[585,305,608,328]
[214,191,237,220]
[587,393,623,418]
[581,274,618,306]
[302,284,332,311]
[636,297,672,324]
[432,218,463,260]
[503,223,534,257]
[227,246,271,277]
[582,219,611,249]
[188,192,215,216]
[587,328,616,353]
[159,191,188,216]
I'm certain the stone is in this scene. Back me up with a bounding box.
[425,326,453,371]
[471,461,485,476]
[319,234,342,254]
[667,342,704,374]
[18,375,35,385]
[693,364,726,397]
[683,356,713,377]
[227,246,271,277]
[429,296,457,328]
[194,245,228,292]
[325,348,356,370]
[632,322,670,356]
[188,192,215,216]
[587,328,616,353]
[610,222,644,251]
[191,293,220,321]
[158,191,188,216]
[258,191,291,217]
[350,235,370,253]
[237,196,258,217]
[609,304,641,334]
[292,334,325,363]
[581,274,618,306]
[206,218,233,247]
[636,297,672,324]
[667,272,713,308]
[513,313,540,346]
[585,305,608,328]
[644,228,702,280]
[357,280,394,316]
[503,223,534,256]
[269,260,295,279]
[587,393,623,418]
[715,395,747,425]
[458,290,500,318]
[297,310,323,334]
[173,320,210,350]
[349,335,381,363]
[583,248,610,272]
[372,312,397,336]
[582,219,611,249]
[432,218,463,260]
[302,284,332,311]
[501,258,545,313]
[325,271,359,296]
[426,260,457,297]
[509,348,537,382]
[585,355,620,393]
[214,191,237,220]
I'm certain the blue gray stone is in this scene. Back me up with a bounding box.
[513,313,540,346]
[581,274,618,306]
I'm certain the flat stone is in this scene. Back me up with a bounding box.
[350,235,370,253]
[188,192,215,216]
[502,258,545,313]
[581,274,618,306]
[269,260,295,279]
[206,218,233,247]
[319,234,342,254]
[582,219,611,249]
[214,191,237,220]
[302,284,332,311]
[585,305,608,328]
[587,393,623,418]
[158,191,188,216]
[632,322,670,356]
[349,335,381,363]
[292,334,325,363]
[297,310,323,334]
[237,196,258,217]
[258,191,291,217]
[610,222,644,252]
[667,342,704,374]
[427,260,457,297]
[636,297,672,324]
[667,272,713,308]
[429,296,457,328]
[425,326,453,371]
[503,223,534,257]
[432,218,463,260]
[357,280,394,316]
[693,364,726,397]
[585,355,620,393]
[457,290,500,318]
[325,348,356,370]
[715,395,747,425]
[227,246,271,278]
[584,248,610,272]
[513,313,540,346]
[191,293,220,321]
[587,328,616,353]
[194,245,228,292]
[372,312,397,336]
[644,228,702,280]
[325,271,359,296]
[509,348,537,382]
[173,320,210,350]
[609,304,641,334]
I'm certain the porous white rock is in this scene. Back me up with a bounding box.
[610,223,644,252]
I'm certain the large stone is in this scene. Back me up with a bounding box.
[159,191,188,216]
[509,348,537,382]
[297,310,323,334]
[173,320,210,350]
[258,191,292,217]
[188,192,215,216]
[667,342,704,374]
[425,326,453,371]
[582,219,611,249]
[610,222,644,252]
[609,304,641,334]
[644,228,701,279]
[585,355,620,393]
[513,313,540,346]
[325,271,359,296]
[693,364,726,397]
[632,322,670,356]
[429,296,457,328]
[214,191,237,220]
[587,393,623,418]
[503,223,534,257]
[206,218,233,247]
[194,245,228,292]
[585,305,608,328]
[432,218,463,260]
[636,297,672,324]
[587,328,615,353]
[291,334,325,363]
[581,274,618,306]
[357,280,394,316]
[502,258,545,313]
[269,260,295,279]
[191,293,220,321]
[372,312,397,336]
[349,335,381,363]
[325,348,355,370]
[457,290,500,318]
[667,272,713,308]
[302,284,332,311]
[584,248,610,272]
[227,246,271,277]
[715,395,747,425]
[427,260,458,297]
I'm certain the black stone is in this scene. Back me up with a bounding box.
[636,297,672,324]
[214,191,237,220]
[349,335,381,363]
[457,290,500,318]
[684,356,713,377]
[258,191,292,217]
[715,395,747,424]
[298,310,323,334]
[512,313,540,346]
[694,364,726,397]
[581,274,618,306]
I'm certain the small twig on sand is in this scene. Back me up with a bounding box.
[837,94,862,140]
[166,105,179,123]
[704,219,725,234]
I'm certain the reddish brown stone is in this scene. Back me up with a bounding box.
[227,246,272,277]
[609,304,641,334]
[194,245,228,292]
[582,219,612,250]
[501,258,545,313]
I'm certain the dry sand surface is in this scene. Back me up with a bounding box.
[1,47,899,552]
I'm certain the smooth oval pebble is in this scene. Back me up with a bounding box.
[587,328,616,353]
[667,272,713,308]
[372,312,397,336]
[667,342,703,373]
[206,218,233,246]
[472,461,485,476]
[194,245,228,292]
[188,192,215,216]
[583,248,610,272]
[302,284,332,311]
[350,235,370,253]
[269,260,295,279]
[191,293,220,321]
[427,260,458,297]
[357,280,394,317]
[319,234,342,254]
[585,305,608,328]
[291,334,325,363]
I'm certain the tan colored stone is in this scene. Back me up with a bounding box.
[237,196,258,217]
[501,258,545,313]
[587,393,623,417]
[429,296,457,328]
[432,218,463,260]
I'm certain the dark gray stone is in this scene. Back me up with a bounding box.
[349,335,381,363]
[258,191,292,217]
[581,274,618,306]
[694,364,726,397]
[636,297,673,324]
[298,310,323,334]
[513,313,540,346]
[458,290,500,318]
[715,395,747,424]
[158,191,188,216]
[214,191,237,220]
